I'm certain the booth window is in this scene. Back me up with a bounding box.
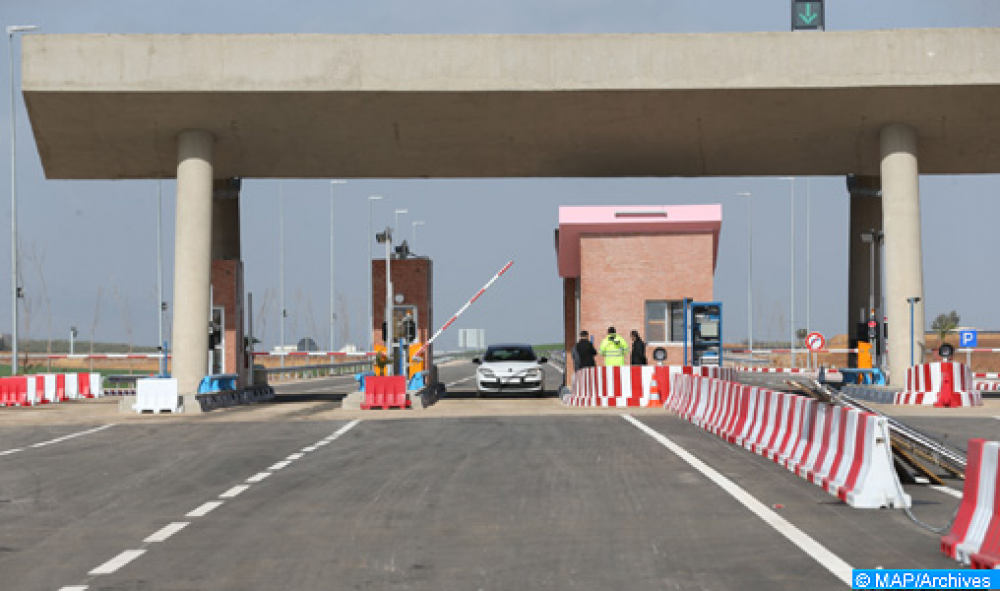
[645,300,685,343]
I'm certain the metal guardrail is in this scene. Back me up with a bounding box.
[264,360,374,381]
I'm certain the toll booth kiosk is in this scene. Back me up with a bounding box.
[683,301,723,367]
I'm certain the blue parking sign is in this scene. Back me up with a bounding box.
[960,330,977,348]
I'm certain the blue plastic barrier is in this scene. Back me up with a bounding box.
[839,368,886,386]
[198,374,238,394]
[354,371,376,393]
[408,371,426,391]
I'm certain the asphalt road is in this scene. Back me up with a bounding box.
[0,362,969,591]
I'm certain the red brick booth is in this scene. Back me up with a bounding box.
[555,205,722,376]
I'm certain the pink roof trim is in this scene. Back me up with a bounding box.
[556,205,723,277]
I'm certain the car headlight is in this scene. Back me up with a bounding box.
[524,368,542,379]
[478,368,495,378]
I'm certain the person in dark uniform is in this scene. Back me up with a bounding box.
[630,330,648,366]
[573,330,598,370]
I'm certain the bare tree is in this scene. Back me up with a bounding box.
[23,241,52,354]
[255,288,274,348]
[110,273,135,355]
[305,295,320,349]
[90,287,104,355]
[336,293,350,351]
[291,287,303,345]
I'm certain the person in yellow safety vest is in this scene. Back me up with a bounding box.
[599,326,629,367]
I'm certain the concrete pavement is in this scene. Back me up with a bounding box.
[0,362,974,590]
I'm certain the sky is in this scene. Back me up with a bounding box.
[1,0,1000,353]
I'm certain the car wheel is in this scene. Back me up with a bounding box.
[536,389,546,398]
[476,389,483,398]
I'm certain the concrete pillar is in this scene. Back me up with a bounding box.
[171,129,214,411]
[846,176,882,368]
[880,123,925,385]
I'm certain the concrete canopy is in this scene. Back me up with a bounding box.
[21,29,1000,181]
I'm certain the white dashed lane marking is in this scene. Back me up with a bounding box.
[220,485,251,499]
[930,485,963,499]
[144,522,189,543]
[1,424,114,457]
[88,550,146,575]
[62,420,363,589]
[186,501,224,518]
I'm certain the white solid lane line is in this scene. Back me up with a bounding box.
[186,501,224,518]
[246,472,271,483]
[219,485,251,499]
[445,376,475,387]
[624,414,853,587]
[930,484,963,499]
[144,522,189,543]
[89,549,146,575]
[1,424,114,457]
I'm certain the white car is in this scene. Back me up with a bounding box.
[473,344,548,397]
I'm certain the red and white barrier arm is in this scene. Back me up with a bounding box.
[412,260,514,361]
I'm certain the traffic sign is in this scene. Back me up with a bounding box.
[960,330,978,348]
[805,331,825,352]
[792,1,824,31]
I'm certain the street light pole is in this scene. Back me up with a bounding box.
[394,209,408,238]
[738,192,753,356]
[279,181,285,369]
[412,220,425,252]
[384,227,394,375]
[806,178,811,370]
[781,177,796,367]
[157,180,165,375]
[367,195,382,353]
[907,297,921,367]
[329,180,345,353]
[8,25,38,376]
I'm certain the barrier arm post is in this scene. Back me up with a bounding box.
[411,260,514,363]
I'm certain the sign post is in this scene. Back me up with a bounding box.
[806,331,825,371]
[960,330,977,366]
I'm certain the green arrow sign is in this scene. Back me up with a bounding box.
[800,4,817,24]
[792,1,824,31]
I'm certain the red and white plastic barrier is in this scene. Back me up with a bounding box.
[941,439,1000,569]
[896,362,983,407]
[668,374,910,509]
[0,373,102,407]
[564,365,736,408]
[974,380,1000,392]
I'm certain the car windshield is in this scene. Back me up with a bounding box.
[484,346,536,362]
